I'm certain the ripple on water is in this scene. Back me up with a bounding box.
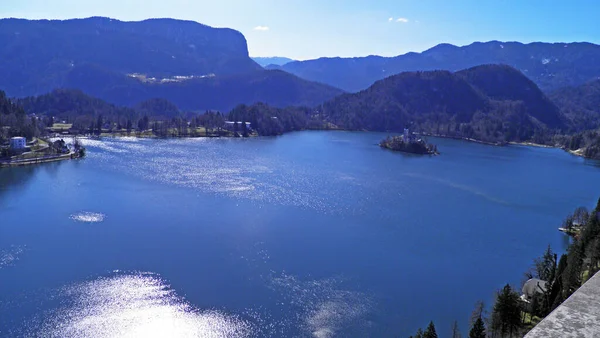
[83,138,349,214]
[268,272,373,338]
[30,272,255,338]
[0,245,26,269]
[70,212,106,223]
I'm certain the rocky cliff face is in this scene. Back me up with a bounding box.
[0,17,261,97]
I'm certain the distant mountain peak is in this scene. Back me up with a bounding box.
[276,40,600,93]
[252,57,296,67]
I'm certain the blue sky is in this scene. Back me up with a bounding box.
[2,0,599,60]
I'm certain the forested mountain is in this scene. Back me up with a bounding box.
[456,65,563,128]
[319,65,565,143]
[274,41,600,92]
[0,17,261,97]
[550,79,600,132]
[0,17,341,111]
[252,57,295,67]
[61,65,343,111]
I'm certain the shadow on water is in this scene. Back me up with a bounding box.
[583,158,600,168]
[0,161,66,206]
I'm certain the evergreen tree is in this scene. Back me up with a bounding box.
[423,321,438,338]
[470,301,485,327]
[550,254,568,310]
[491,284,522,337]
[242,121,249,137]
[469,317,486,338]
[534,245,557,282]
[414,328,424,338]
[562,242,583,298]
[96,114,103,135]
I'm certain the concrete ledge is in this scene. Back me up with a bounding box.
[525,271,600,337]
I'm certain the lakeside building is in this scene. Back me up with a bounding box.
[223,121,252,131]
[10,137,26,150]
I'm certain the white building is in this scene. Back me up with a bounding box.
[224,121,252,131]
[10,137,26,149]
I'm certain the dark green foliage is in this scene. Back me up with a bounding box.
[547,79,600,159]
[227,103,316,136]
[277,41,600,93]
[550,79,600,131]
[96,115,103,135]
[553,128,600,159]
[73,138,85,157]
[380,136,437,154]
[136,99,181,120]
[320,65,564,143]
[423,321,438,338]
[534,245,558,282]
[523,246,557,317]
[17,89,138,131]
[0,90,41,142]
[456,64,564,128]
[490,284,522,337]
[549,254,568,310]
[469,317,486,338]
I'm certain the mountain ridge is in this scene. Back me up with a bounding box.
[0,17,343,111]
[319,64,565,143]
[275,41,600,92]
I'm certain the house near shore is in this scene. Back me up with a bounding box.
[223,121,252,131]
[520,278,548,308]
[10,137,26,150]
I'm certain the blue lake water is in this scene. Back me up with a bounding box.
[1,131,599,337]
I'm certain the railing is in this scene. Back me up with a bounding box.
[525,271,600,337]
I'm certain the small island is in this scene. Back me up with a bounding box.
[380,129,438,155]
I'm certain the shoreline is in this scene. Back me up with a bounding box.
[416,132,507,146]
[51,130,598,162]
[0,152,78,168]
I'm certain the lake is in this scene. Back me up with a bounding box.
[1,131,599,337]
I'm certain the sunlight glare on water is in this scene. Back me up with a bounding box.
[37,272,254,338]
[70,211,106,223]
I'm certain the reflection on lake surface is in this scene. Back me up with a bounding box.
[20,271,253,338]
[1,131,600,337]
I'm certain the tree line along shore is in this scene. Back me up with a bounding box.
[409,200,600,338]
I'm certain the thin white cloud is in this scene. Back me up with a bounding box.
[254,26,270,31]
[396,18,409,23]
[388,17,393,22]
